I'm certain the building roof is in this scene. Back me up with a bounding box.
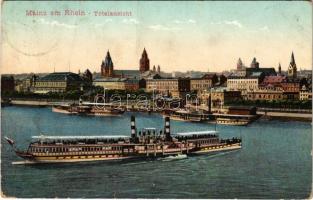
[32,135,130,141]
[175,131,218,137]
[93,77,138,83]
[246,67,277,76]
[38,72,83,82]
[114,70,140,79]
[249,72,264,78]
[262,75,286,84]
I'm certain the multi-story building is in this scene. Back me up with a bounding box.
[246,86,284,101]
[227,75,261,92]
[190,78,212,93]
[146,78,190,97]
[200,87,242,110]
[281,80,300,93]
[33,72,83,93]
[299,85,312,101]
[93,78,139,91]
[15,75,38,92]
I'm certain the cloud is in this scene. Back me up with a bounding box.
[211,20,243,28]
[38,18,77,29]
[95,19,113,27]
[122,18,139,25]
[148,24,181,31]
[173,19,196,24]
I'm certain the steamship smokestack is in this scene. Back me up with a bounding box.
[208,94,211,113]
[164,116,171,141]
[131,116,137,139]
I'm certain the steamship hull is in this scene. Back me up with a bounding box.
[11,142,242,164]
[52,106,77,114]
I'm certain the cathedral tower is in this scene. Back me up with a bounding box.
[101,51,114,77]
[139,48,150,73]
[250,57,259,69]
[237,58,243,70]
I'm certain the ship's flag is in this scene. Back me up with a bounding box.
[4,137,14,146]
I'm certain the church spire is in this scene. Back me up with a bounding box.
[278,62,281,75]
[288,51,297,79]
[290,51,295,65]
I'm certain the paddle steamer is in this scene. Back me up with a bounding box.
[52,101,124,116]
[5,116,241,163]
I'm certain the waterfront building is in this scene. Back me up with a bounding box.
[33,72,83,93]
[288,52,297,79]
[200,87,242,110]
[282,92,299,100]
[139,48,150,73]
[15,74,38,92]
[93,77,139,91]
[246,85,284,101]
[101,51,114,77]
[227,75,261,92]
[281,80,300,93]
[1,75,15,93]
[190,78,213,93]
[299,85,312,101]
[146,78,190,97]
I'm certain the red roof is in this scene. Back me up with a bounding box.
[262,75,286,84]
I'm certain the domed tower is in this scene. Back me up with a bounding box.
[101,51,114,77]
[139,48,150,73]
[237,58,243,70]
[288,52,297,79]
[250,57,259,69]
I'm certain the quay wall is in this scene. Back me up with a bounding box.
[257,111,312,122]
[7,100,312,122]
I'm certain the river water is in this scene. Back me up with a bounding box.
[1,106,312,198]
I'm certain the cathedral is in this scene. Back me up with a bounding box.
[288,52,297,79]
[101,51,114,77]
[139,48,150,73]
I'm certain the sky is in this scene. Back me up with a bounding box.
[1,1,312,74]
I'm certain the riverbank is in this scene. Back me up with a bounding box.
[5,99,312,122]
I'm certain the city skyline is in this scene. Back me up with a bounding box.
[1,1,312,74]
